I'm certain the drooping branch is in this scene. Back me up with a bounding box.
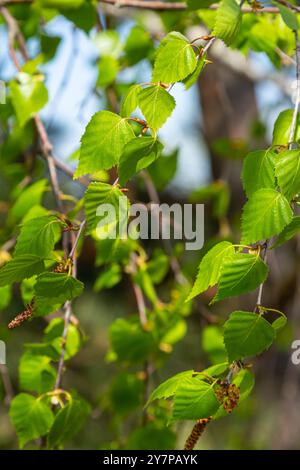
[0,0,295,14]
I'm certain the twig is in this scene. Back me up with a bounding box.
[256,243,268,307]
[53,301,72,390]
[0,0,293,14]
[69,220,86,260]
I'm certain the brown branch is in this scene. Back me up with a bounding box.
[0,6,89,191]
[53,301,72,390]
[0,0,294,14]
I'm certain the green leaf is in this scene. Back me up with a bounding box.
[212,253,268,303]
[15,215,62,257]
[272,109,300,146]
[127,423,176,450]
[120,85,141,118]
[119,137,163,185]
[124,25,153,65]
[182,55,207,90]
[19,352,56,394]
[172,376,220,421]
[202,325,227,364]
[147,370,195,405]
[187,0,216,10]
[93,264,122,292]
[10,73,48,127]
[10,393,54,449]
[148,150,178,190]
[213,0,242,46]
[75,111,135,177]
[110,373,143,415]
[109,318,155,364]
[47,396,90,449]
[93,30,123,58]
[0,285,12,310]
[186,241,235,301]
[272,216,300,248]
[97,56,119,87]
[0,255,45,287]
[138,85,175,131]
[241,189,293,244]
[223,311,276,361]
[11,179,48,220]
[84,182,128,234]
[273,1,299,30]
[152,32,197,84]
[242,149,276,198]
[275,149,300,200]
[34,273,84,316]
[38,0,84,8]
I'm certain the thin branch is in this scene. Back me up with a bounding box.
[99,0,285,14]
[69,219,86,260]
[1,6,90,193]
[53,301,72,390]
[256,244,268,307]
[0,0,293,14]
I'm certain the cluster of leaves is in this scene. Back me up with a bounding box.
[0,0,300,450]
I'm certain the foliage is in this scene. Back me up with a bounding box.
[0,0,299,451]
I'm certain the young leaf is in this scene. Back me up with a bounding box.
[273,1,299,30]
[47,396,90,449]
[119,137,163,185]
[241,188,293,244]
[120,85,141,117]
[75,111,135,177]
[182,55,207,90]
[272,216,300,248]
[84,182,128,234]
[0,255,45,287]
[109,318,155,363]
[272,109,300,146]
[223,311,276,361]
[172,376,220,421]
[14,215,62,257]
[152,33,197,84]
[19,352,56,393]
[38,0,85,8]
[9,393,54,449]
[138,85,176,131]
[187,0,216,9]
[275,149,300,200]
[147,370,195,405]
[213,0,242,46]
[242,149,276,198]
[186,241,235,301]
[212,253,268,303]
[93,264,122,292]
[97,56,119,87]
[11,179,48,220]
[34,273,84,316]
[10,72,48,127]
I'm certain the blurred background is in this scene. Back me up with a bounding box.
[0,1,300,450]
